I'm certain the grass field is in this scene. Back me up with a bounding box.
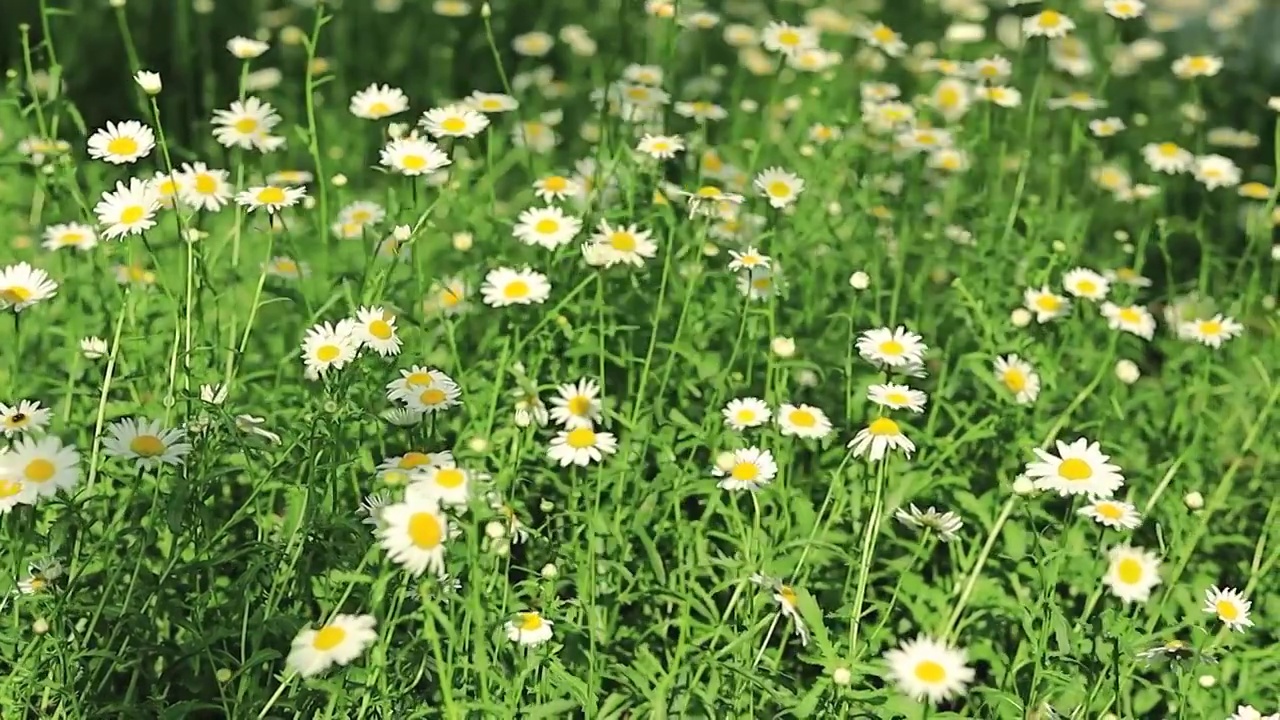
[2,0,1279,717]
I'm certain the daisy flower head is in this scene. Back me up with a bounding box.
[506,611,554,646]
[466,90,519,113]
[636,133,685,159]
[1023,285,1071,323]
[17,559,64,594]
[894,504,963,542]
[41,222,98,252]
[761,21,818,56]
[1101,302,1156,340]
[1023,9,1075,38]
[349,83,409,120]
[1062,267,1109,300]
[868,383,928,413]
[1172,54,1223,79]
[380,133,451,176]
[300,321,359,378]
[352,306,402,357]
[994,355,1040,405]
[1104,544,1162,604]
[532,174,580,202]
[848,416,915,461]
[1104,0,1145,18]
[863,22,907,57]
[754,167,805,209]
[420,104,490,139]
[586,221,657,268]
[86,120,155,165]
[227,36,269,59]
[777,403,833,439]
[1193,154,1241,190]
[713,446,777,491]
[400,378,461,414]
[103,418,191,469]
[1202,586,1253,632]
[286,614,378,678]
[856,326,927,368]
[94,178,161,240]
[378,495,451,578]
[408,465,473,509]
[0,434,80,502]
[513,206,582,250]
[1,399,52,436]
[385,366,455,403]
[727,246,771,272]
[1179,314,1243,348]
[545,378,601,429]
[1078,498,1142,529]
[481,267,551,307]
[738,265,785,302]
[177,162,232,212]
[1025,438,1124,498]
[211,96,281,151]
[0,263,58,313]
[547,426,619,467]
[235,184,306,213]
[424,276,470,317]
[1142,141,1193,174]
[722,397,771,431]
[377,450,454,486]
[884,635,975,704]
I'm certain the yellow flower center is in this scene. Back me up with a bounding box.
[0,479,22,498]
[399,452,430,469]
[441,116,467,133]
[274,259,298,274]
[407,511,443,548]
[1038,10,1062,28]
[518,612,544,631]
[1116,557,1143,584]
[542,176,568,191]
[315,344,341,362]
[534,218,560,234]
[234,118,259,134]
[1216,599,1239,620]
[256,187,286,205]
[566,427,596,449]
[1199,320,1222,336]
[312,625,347,651]
[24,459,56,483]
[696,185,722,197]
[503,280,529,299]
[778,585,798,606]
[368,101,391,116]
[1058,458,1093,481]
[420,388,447,405]
[1035,295,1060,312]
[2,286,32,303]
[914,660,946,684]
[435,468,465,488]
[1118,308,1142,324]
[1003,369,1027,392]
[885,392,909,405]
[730,461,759,481]
[402,154,427,170]
[1076,280,1096,295]
[120,205,146,224]
[1158,143,1179,157]
[788,409,816,427]
[777,29,800,46]
[567,396,591,416]
[937,88,960,108]
[194,174,218,194]
[1096,503,1123,520]
[406,372,432,387]
[130,434,167,458]
[767,181,791,197]
[107,136,139,156]
[878,339,905,356]
[872,26,895,43]
[368,319,393,340]
[867,417,900,436]
[610,232,637,252]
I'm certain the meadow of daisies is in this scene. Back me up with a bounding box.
[2,0,1279,717]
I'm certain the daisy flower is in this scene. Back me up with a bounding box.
[1078,498,1142,529]
[177,162,232,212]
[1142,142,1193,173]
[0,435,80,501]
[41,222,98,252]
[754,167,805,209]
[424,276,470,316]
[481,267,551,307]
[408,466,473,509]
[380,133,451,176]
[377,450,454,486]
[1172,54,1223,79]
[867,383,928,413]
[722,397,771,431]
[1179,314,1243,348]
[586,221,657,268]
[300,321,359,378]
[286,614,378,678]
[349,83,409,120]
[1101,302,1156,340]
[0,263,58,313]
[884,635,975,703]
[1103,544,1162,604]
[548,379,603,429]
[400,379,462,414]
[227,36,268,58]
[378,496,451,577]
[86,120,155,164]
[847,417,915,461]
[1203,586,1253,632]
[531,175,580,202]
[1023,285,1070,323]
[727,246,771,272]
[713,447,777,491]
[1025,438,1124,498]
[235,185,306,213]
[636,133,684,159]
[1104,0,1145,18]
[761,21,818,56]
[513,206,582,250]
[385,367,456,403]
[994,355,1040,404]
[420,104,490,139]
[1062,267,1110,300]
[1023,9,1075,38]
[466,90,519,113]
[863,22,907,57]
[1193,154,1241,190]
[0,399,52,436]
[894,504,963,542]
[102,418,191,469]
[352,306,402,357]
[777,403,833,439]
[856,326,927,368]
[211,96,281,151]
[547,427,619,467]
[94,178,161,240]
[506,612,554,646]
